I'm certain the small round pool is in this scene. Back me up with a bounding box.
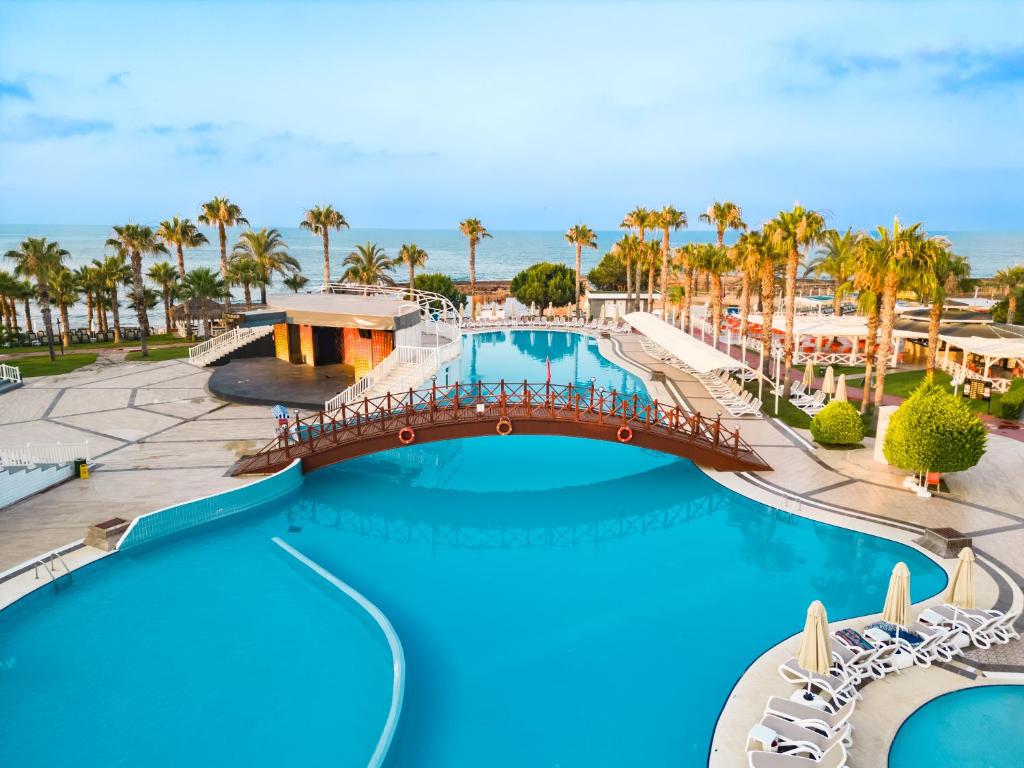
[889,685,1024,768]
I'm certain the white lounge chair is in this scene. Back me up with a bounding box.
[919,605,1006,648]
[748,741,847,768]
[756,714,845,760]
[778,659,861,706]
[763,696,854,745]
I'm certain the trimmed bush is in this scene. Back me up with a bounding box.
[809,401,864,445]
[883,382,987,473]
[997,378,1024,420]
[510,262,575,307]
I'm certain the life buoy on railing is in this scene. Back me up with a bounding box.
[496,417,513,436]
[616,425,633,443]
[398,426,416,445]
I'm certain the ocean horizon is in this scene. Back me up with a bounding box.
[2,225,1021,329]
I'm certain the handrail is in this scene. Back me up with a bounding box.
[237,380,769,475]
[0,362,21,384]
[324,341,461,411]
[188,325,273,365]
[318,282,462,327]
[0,441,90,467]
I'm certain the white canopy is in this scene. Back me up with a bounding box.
[747,313,869,337]
[625,312,744,373]
[939,335,1024,361]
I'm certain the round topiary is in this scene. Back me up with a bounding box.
[883,381,987,473]
[810,400,865,445]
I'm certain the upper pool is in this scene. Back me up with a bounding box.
[0,331,946,767]
[889,685,1024,768]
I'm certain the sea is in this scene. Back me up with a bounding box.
[1,225,1021,329]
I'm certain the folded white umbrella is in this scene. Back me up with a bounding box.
[797,600,831,698]
[822,365,836,395]
[802,361,815,390]
[834,374,848,402]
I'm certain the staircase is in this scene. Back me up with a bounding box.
[325,342,461,411]
[187,325,275,367]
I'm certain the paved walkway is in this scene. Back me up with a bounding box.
[0,357,273,571]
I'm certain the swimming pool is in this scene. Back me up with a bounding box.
[0,331,947,767]
[889,685,1024,768]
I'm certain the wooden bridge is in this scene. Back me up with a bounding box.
[230,381,771,476]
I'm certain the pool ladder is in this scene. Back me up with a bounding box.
[34,551,73,591]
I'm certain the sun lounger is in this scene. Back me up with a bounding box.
[778,659,860,706]
[763,696,854,745]
[864,621,948,667]
[757,714,845,760]
[833,628,901,678]
[919,605,1006,648]
[748,741,847,768]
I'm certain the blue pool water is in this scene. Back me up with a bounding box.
[0,332,947,767]
[889,685,1024,768]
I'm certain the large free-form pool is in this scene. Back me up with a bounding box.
[0,331,946,767]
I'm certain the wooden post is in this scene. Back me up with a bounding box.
[713,414,721,446]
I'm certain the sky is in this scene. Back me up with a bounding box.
[0,0,1022,231]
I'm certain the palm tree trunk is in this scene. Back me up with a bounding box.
[625,255,633,314]
[243,284,252,308]
[10,298,19,331]
[38,285,56,361]
[635,261,643,311]
[574,244,582,313]
[681,260,692,332]
[873,276,900,407]
[647,262,655,311]
[759,260,776,371]
[60,304,70,348]
[1010,293,1019,325]
[739,272,751,340]
[176,244,186,279]
[660,231,670,316]
[860,299,880,414]
[687,272,697,332]
[711,273,723,350]
[832,282,842,317]
[218,222,230,313]
[23,299,33,333]
[469,240,477,319]
[131,253,149,357]
[110,286,122,343]
[86,292,94,333]
[926,300,942,375]
[322,231,331,284]
[201,305,210,339]
[409,263,416,302]
[164,290,172,335]
[782,249,799,396]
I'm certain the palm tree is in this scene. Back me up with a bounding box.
[620,207,656,310]
[15,280,34,334]
[994,264,1024,325]
[4,237,69,360]
[300,205,349,284]
[198,196,248,291]
[642,240,662,311]
[657,206,687,315]
[754,233,784,368]
[673,243,699,332]
[459,218,491,318]
[147,261,179,335]
[860,218,931,409]
[181,267,227,339]
[916,243,970,375]
[699,201,747,293]
[108,224,168,356]
[226,257,265,308]
[231,228,298,305]
[0,270,16,331]
[342,242,395,286]
[73,265,99,333]
[806,228,857,317]
[283,274,309,293]
[691,244,732,349]
[730,231,766,345]
[48,266,79,347]
[765,205,826,395]
[396,243,429,300]
[156,216,208,279]
[564,225,598,313]
[94,253,132,343]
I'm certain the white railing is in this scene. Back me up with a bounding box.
[188,325,274,366]
[937,356,1013,393]
[0,441,90,467]
[325,340,461,411]
[318,282,462,327]
[0,363,21,384]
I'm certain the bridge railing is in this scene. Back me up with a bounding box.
[235,381,762,475]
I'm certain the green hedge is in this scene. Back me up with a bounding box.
[883,382,987,473]
[996,378,1024,419]
[810,401,864,445]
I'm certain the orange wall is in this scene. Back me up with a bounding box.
[299,324,315,365]
[343,328,394,380]
[273,324,289,361]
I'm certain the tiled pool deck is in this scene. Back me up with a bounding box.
[2,339,1022,766]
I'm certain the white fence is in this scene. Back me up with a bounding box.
[188,325,274,366]
[937,355,1013,393]
[0,363,21,384]
[325,340,461,411]
[0,441,90,467]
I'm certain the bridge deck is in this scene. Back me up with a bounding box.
[231,381,771,476]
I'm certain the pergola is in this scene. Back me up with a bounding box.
[938,331,1024,379]
[745,314,870,365]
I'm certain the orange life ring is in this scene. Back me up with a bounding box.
[496,417,513,436]
[616,425,633,443]
[398,426,416,445]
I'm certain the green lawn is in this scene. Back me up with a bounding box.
[8,353,99,377]
[1,332,182,356]
[744,379,876,436]
[125,345,191,361]
[882,369,1002,415]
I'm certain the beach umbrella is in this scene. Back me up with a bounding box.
[599,303,607,322]
[882,562,911,630]
[796,600,831,698]
[802,361,815,390]
[547,301,554,318]
[834,374,848,402]
[945,547,976,611]
[822,366,836,395]
[611,302,620,322]
[530,301,537,317]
